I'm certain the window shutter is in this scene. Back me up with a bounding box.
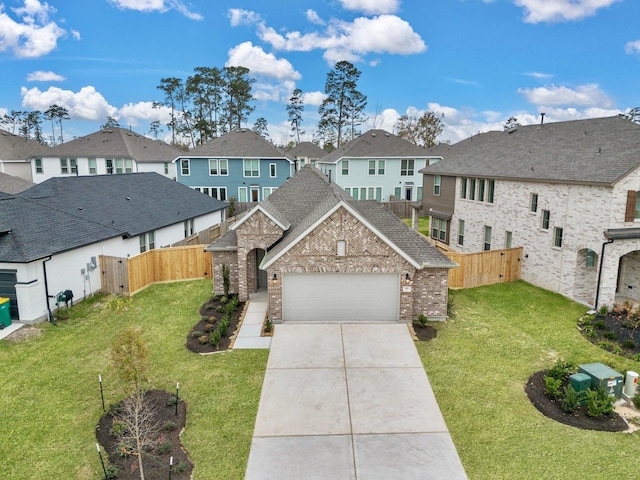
[625,190,637,222]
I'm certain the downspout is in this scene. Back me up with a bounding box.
[42,256,56,324]
[594,238,614,309]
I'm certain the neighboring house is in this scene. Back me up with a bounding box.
[206,165,456,322]
[0,172,34,194]
[0,129,50,181]
[0,173,227,323]
[420,115,640,308]
[174,129,295,203]
[287,141,325,168]
[30,127,182,182]
[316,129,439,202]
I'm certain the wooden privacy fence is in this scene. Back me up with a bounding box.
[382,200,421,219]
[170,217,237,247]
[100,245,212,296]
[444,247,523,289]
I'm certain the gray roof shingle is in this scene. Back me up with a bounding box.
[0,129,51,159]
[43,127,182,163]
[0,172,35,194]
[318,129,433,164]
[208,165,455,269]
[185,129,294,160]
[420,116,640,185]
[287,142,325,159]
[0,172,227,263]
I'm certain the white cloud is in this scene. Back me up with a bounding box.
[119,101,172,127]
[514,0,621,24]
[21,85,118,121]
[625,40,640,55]
[305,9,324,25]
[518,84,614,108]
[258,14,426,64]
[302,91,327,106]
[0,0,66,58]
[26,70,65,82]
[108,0,202,20]
[226,42,301,81]
[340,0,400,15]
[71,29,80,40]
[228,8,261,26]
[525,71,553,79]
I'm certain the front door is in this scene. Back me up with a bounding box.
[405,187,413,201]
[256,249,267,288]
[250,186,259,202]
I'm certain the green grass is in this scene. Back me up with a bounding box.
[0,280,267,480]
[418,281,640,480]
[403,216,430,236]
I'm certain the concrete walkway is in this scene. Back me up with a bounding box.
[244,323,467,479]
[233,290,271,350]
[0,322,24,340]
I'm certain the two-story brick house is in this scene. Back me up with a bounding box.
[174,129,295,203]
[420,115,640,308]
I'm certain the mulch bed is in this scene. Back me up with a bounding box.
[185,295,245,354]
[96,389,192,479]
[579,310,640,358]
[412,323,438,341]
[525,370,628,432]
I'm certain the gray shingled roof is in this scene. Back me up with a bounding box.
[208,165,455,269]
[0,172,35,194]
[420,116,640,186]
[318,129,432,164]
[185,129,294,160]
[0,129,51,159]
[42,127,182,163]
[0,172,227,263]
[287,141,325,159]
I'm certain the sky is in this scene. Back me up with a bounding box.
[1,0,639,146]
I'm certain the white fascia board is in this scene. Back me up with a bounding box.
[261,200,422,270]
[230,205,288,231]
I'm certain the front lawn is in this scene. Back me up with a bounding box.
[0,280,267,480]
[418,281,640,480]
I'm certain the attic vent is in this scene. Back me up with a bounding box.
[371,133,376,137]
[507,127,518,134]
[385,133,390,137]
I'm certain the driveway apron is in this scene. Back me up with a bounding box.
[244,323,467,479]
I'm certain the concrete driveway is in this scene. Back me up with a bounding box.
[244,323,467,479]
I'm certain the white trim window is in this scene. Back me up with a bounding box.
[554,227,563,248]
[434,175,441,195]
[106,159,114,174]
[541,210,550,230]
[238,186,248,202]
[341,159,349,175]
[139,231,155,253]
[401,159,414,176]
[484,226,492,251]
[180,159,190,176]
[60,158,77,174]
[505,231,512,248]
[195,186,227,201]
[345,186,382,201]
[184,218,194,237]
[269,163,277,178]
[458,219,464,246]
[263,187,277,199]
[530,193,538,213]
[431,218,448,242]
[244,159,259,177]
[34,158,43,174]
[88,158,97,174]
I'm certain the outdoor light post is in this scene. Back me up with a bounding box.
[99,374,105,412]
[175,382,179,415]
[96,443,107,480]
[169,456,173,480]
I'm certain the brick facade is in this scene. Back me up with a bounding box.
[212,251,238,296]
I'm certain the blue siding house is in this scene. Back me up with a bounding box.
[316,129,440,202]
[174,129,295,202]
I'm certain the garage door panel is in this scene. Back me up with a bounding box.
[282,273,399,322]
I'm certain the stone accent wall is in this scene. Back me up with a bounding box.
[267,206,445,322]
[235,210,284,300]
[212,251,238,296]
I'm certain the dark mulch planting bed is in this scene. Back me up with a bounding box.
[185,294,245,354]
[96,389,192,479]
[413,323,438,341]
[525,370,628,432]
[579,310,640,358]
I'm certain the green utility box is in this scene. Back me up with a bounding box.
[578,363,623,398]
[569,373,591,405]
[0,297,11,328]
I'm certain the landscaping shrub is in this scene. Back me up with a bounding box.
[598,341,623,355]
[162,420,177,431]
[156,440,172,455]
[603,331,617,340]
[585,386,614,417]
[110,420,127,437]
[561,385,580,414]
[210,329,221,347]
[198,335,209,345]
[173,461,188,474]
[547,359,576,380]
[190,330,203,339]
[598,304,609,315]
[633,393,640,410]
[414,314,428,326]
[544,376,563,399]
[623,339,637,350]
[105,464,119,479]
[264,318,273,333]
[594,320,607,330]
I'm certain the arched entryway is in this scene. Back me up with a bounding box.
[246,248,267,294]
[573,248,598,305]
[616,250,640,303]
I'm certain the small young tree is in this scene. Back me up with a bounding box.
[110,328,155,479]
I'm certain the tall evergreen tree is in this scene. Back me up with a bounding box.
[252,117,269,138]
[286,88,305,144]
[317,61,367,148]
[222,66,255,132]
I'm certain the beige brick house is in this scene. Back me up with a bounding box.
[206,165,456,322]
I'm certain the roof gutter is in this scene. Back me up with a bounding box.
[42,256,56,324]
[594,238,614,309]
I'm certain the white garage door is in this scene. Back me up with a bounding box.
[282,273,400,322]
